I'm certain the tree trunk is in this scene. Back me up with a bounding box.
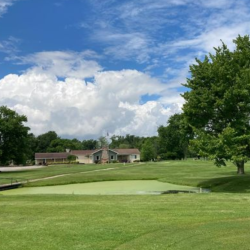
[236,161,245,175]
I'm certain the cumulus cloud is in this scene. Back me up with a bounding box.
[0,53,183,138]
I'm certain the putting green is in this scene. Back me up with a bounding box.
[1,180,201,195]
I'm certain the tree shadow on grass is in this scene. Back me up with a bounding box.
[198,174,250,193]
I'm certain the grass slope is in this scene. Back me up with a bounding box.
[4,160,248,193]
[1,194,250,250]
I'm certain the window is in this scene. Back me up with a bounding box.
[134,155,137,159]
[96,156,99,160]
[111,155,114,160]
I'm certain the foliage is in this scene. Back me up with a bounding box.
[97,136,109,148]
[141,138,157,161]
[47,138,82,152]
[158,114,191,160]
[190,126,250,167]
[25,133,38,161]
[82,139,98,150]
[109,134,146,149]
[182,35,250,174]
[0,106,30,165]
[118,143,130,149]
[36,131,58,153]
[67,155,78,162]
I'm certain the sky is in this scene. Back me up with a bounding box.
[0,0,250,139]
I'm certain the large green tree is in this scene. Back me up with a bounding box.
[182,35,250,174]
[0,106,30,165]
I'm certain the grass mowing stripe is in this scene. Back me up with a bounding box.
[1,194,250,250]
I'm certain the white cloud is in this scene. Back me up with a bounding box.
[0,36,19,55]
[0,0,16,17]
[85,0,250,74]
[117,100,182,136]
[13,50,102,79]
[0,54,183,138]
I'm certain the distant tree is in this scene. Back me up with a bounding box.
[82,139,98,150]
[109,135,127,148]
[97,136,109,148]
[36,131,58,153]
[109,134,146,150]
[71,138,82,149]
[158,114,191,160]
[47,138,82,152]
[118,143,130,149]
[25,133,38,161]
[0,106,30,165]
[182,35,250,174]
[141,138,157,161]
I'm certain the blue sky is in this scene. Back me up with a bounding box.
[0,0,250,139]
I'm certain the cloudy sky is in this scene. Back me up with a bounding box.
[0,0,249,139]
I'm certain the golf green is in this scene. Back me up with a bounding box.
[2,180,200,195]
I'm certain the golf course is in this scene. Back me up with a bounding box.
[1,160,250,250]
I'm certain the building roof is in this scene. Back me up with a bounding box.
[35,148,140,159]
[70,148,140,156]
[70,150,96,156]
[112,148,140,155]
[35,153,70,159]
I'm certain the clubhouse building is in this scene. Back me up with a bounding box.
[35,147,140,165]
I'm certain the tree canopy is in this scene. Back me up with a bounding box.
[82,139,98,150]
[109,134,145,149]
[182,35,250,174]
[0,106,30,165]
[141,137,158,161]
[158,114,190,160]
[36,131,58,153]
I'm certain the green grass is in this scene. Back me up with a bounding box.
[1,194,250,250]
[1,160,250,249]
[4,160,248,193]
[0,163,117,185]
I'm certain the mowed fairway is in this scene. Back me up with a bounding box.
[1,194,250,250]
[1,160,250,249]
